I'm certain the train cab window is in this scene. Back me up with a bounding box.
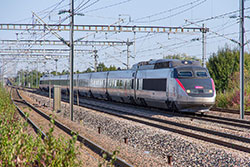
[178,71,193,77]
[196,71,208,77]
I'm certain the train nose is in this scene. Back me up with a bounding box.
[176,78,215,97]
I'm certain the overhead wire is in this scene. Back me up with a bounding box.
[184,6,250,26]
[133,0,206,23]
[84,0,132,13]
[75,0,91,12]
[133,0,203,21]
[41,0,67,19]
[76,0,101,13]
[146,0,207,23]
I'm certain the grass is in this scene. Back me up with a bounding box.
[0,87,80,166]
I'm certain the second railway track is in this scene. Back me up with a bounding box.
[22,87,250,154]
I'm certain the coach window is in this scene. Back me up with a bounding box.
[109,79,113,88]
[142,79,166,91]
[137,79,139,90]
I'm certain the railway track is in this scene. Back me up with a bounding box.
[10,87,133,167]
[76,99,250,153]
[211,107,250,115]
[22,87,250,127]
[191,112,250,129]
[10,88,47,139]
[19,87,250,153]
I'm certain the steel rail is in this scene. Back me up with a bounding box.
[212,107,250,116]
[72,100,250,153]
[192,113,250,127]
[19,87,250,153]
[15,88,133,167]
[10,88,47,139]
[48,91,250,154]
[26,87,250,128]
[74,101,250,153]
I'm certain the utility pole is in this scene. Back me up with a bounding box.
[69,0,74,121]
[93,50,98,72]
[1,58,4,87]
[55,59,58,75]
[18,73,20,86]
[202,24,207,67]
[31,62,33,88]
[21,70,23,86]
[240,0,245,119]
[36,60,38,87]
[126,39,133,69]
[134,32,136,59]
[49,70,51,108]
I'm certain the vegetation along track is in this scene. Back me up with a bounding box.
[11,87,133,167]
[20,87,250,153]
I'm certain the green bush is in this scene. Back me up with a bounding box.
[0,87,80,166]
[215,92,229,108]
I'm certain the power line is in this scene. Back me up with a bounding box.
[134,0,207,23]
[41,0,67,19]
[75,0,91,12]
[76,0,100,13]
[84,0,132,13]
[133,0,206,22]
[184,7,250,26]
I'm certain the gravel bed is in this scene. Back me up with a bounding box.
[25,91,250,166]
[70,96,250,140]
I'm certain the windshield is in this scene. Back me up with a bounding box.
[174,67,210,78]
[178,71,193,77]
[196,71,208,77]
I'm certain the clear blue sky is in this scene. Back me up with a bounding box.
[0,0,249,74]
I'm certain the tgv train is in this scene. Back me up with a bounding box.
[39,59,216,112]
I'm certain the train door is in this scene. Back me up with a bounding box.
[105,72,109,95]
[168,71,177,101]
[132,70,138,101]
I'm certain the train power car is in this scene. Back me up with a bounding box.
[39,59,216,112]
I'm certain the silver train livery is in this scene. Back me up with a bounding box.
[39,59,216,112]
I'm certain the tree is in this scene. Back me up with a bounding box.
[60,70,69,75]
[84,68,93,73]
[97,63,117,72]
[206,46,239,92]
[50,71,57,75]
[164,53,199,61]
[14,70,43,88]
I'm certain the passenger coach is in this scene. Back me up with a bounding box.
[39,59,216,112]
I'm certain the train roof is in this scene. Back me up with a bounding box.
[131,59,201,70]
[40,74,72,80]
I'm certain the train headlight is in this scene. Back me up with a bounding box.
[209,89,213,93]
[186,89,191,93]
